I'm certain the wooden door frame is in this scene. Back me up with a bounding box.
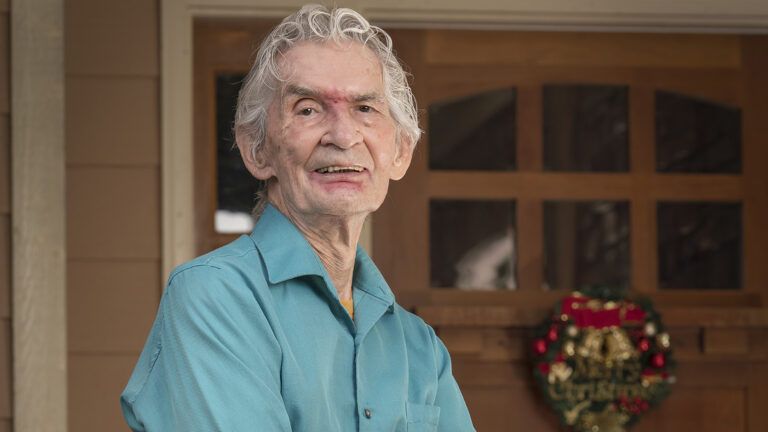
[160,0,768,279]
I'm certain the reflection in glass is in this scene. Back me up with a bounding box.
[430,200,516,289]
[544,201,630,291]
[543,84,629,172]
[656,91,741,173]
[658,202,742,289]
[428,89,516,171]
[215,73,262,233]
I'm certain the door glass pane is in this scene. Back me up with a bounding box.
[215,73,262,233]
[656,91,741,173]
[544,201,630,291]
[658,202,742,289]
[430,200,516,289]
[543,84,629,172]
[428,88,516,171]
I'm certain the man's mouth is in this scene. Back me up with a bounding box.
[314,165,366,174]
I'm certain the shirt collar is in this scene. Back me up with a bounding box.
[249,204,395,308]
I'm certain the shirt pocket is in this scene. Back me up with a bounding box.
[406,402,441,432]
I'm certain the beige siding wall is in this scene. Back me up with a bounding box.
[0,1,11,430]
[65,0,161,430]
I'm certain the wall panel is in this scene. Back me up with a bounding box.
[0,7,10,429]
[65,0,161,430]
[68,354,139,432]
[68,261,159,353]
[65,0,158,76]
[66,167,160,260]
[66,77,159,166]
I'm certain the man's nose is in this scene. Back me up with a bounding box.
[321,110,362,149]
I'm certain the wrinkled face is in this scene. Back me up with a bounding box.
[242,41,413,219]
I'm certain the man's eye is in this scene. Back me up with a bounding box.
[358,105,373,113]
[298,107,315,116]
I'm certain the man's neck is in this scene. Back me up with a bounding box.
[269,201,365,302]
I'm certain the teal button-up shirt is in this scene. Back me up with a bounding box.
[121,205,475,431]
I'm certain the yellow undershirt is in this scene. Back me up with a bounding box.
[340,297,354,319]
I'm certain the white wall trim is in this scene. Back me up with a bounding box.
[161,0,768,277]
[11,0,68,430]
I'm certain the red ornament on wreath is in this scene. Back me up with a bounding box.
[532,286,675,432]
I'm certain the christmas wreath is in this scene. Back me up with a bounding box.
[532,287,675,432]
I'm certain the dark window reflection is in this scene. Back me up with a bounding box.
[430,200,516,289]
[656,91,741,173]
[544,201,630,291]
[543,84,629,172]
[428,89,516,171]
[215,73,262,233]
[658,202,742,289]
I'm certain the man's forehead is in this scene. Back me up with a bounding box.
[274,41,384,92]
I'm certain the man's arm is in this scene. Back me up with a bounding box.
[121,266,292,431]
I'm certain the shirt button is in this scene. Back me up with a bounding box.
[364,408,372,419]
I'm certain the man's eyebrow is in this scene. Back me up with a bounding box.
[283,84,384,104]
[352,92,384,104]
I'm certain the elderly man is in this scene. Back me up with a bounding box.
[121,5,475,431]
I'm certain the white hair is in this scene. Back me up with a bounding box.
[234,4,421,162]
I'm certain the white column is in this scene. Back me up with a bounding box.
[11,0,67,429]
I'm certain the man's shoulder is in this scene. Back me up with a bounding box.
[168,235,261,282]
[391,303,439,343]
[164,235,268,303]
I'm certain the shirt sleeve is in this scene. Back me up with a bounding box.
[432,331,477,432]
[121,265,293,432]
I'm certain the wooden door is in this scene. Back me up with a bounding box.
[377,30,768,431]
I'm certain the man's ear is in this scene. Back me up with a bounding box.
[236,132,275,181]
[389,133,415,181]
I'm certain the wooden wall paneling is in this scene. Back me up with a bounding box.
[0,216,8,319]
[516,200,543,291]
[67,261,159,353]
[630,197,656,294]
[516,85,542,171]
[0,8,9,430]
[461,385,561,431]
[0,15,8,115]
[635,388,746,432]
[428,173,743,201]
[650,291,761,307]
[741,36,768,301]
[452,360,533,388]
[65,0,158,76]
[425,31,741,69]
[66,167,160,259]
[0,116,8,215]
[704,328,750,355]
[747,363,768,431]
[629,83,655,293]
[68,354,142,432]
[66,77,160,166]
[0,319,11,420]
